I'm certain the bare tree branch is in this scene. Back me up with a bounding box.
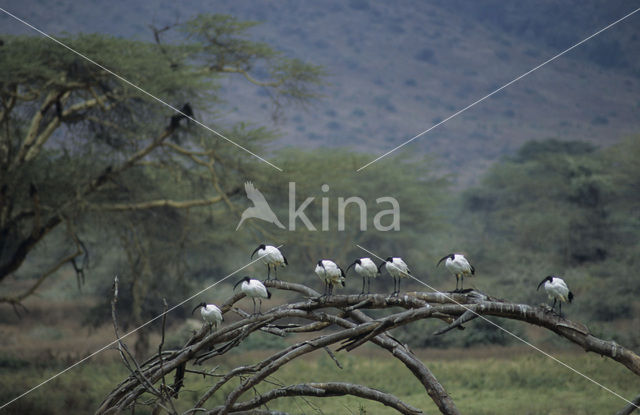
[0,217,84,304]
[616,392,640,415]
[208,382,424,415]
[98,280,640,415]
[87,196,226,211]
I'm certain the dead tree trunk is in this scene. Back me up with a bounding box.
[97,279,640,415]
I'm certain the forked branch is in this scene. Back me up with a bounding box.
[98,279,640,415]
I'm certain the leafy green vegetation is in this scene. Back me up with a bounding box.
[1,4,640,412]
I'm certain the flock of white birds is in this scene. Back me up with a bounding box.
[192,244,575,329]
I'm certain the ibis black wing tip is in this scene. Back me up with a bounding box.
[283,255,288,265]
[568,291,574,303]
[470,264,476,275]
[267,289,272,299]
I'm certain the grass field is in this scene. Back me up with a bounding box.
[1,344,637,414]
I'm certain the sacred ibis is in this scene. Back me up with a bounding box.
[437,253,475,292]
[251,244,288,280]
[315,260,346,296]
[191,302,223,330]
[346,258,378,294]
[537,276,574,316]
[378,257,410,296]
[234,277,271,314]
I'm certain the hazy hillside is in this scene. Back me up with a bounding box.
[1,0,639,184]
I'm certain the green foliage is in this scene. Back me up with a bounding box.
[0,14,324,337]
[463,138,612,267]
[236,331,288,351]
[456,137,640,321]
[0,349,637,414]
[394,317,525,349]
[234,148,450,289]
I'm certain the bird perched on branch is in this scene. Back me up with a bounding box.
[234,277,271,314]
[378,257,410,296]
[346,258,378,294]
[169,102,194,129]
[191,302,223,330]
[437,253,475,292]
[251,244,287,280]
[537,276,574,316]
[315,260,345,296]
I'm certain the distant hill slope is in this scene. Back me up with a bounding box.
[2,0,639,184]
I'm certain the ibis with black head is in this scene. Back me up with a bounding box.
[346,257,378,294]
[437,253,475,292]
[251,244,287,280]
[378,257,410,296]
[234,277,271,314]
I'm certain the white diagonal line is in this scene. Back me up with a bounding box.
[356,244,639,409]
[357,7,640,171]
[0,7,283,172]
[0,246,282,410]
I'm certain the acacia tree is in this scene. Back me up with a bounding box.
[98,280,640,414]
[0,14,323,314]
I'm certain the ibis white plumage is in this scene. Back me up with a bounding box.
[437,253,475,292]
[378,257,410,296]
[537,276,574,316]
[315,260,345,296]
[251,244,288,280]
[234,277,271,314]
[346,258,378,294]
[192,302,223,330]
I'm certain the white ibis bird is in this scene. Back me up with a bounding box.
[191,302,223,330]
[315,260,346,296]
[234,277,271,314]
[378,257,410,296]
[537,276,574,316]
[251,244,288,280]
[346,258,378,294]
[437,253,475,292]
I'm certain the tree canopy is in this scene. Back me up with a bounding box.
[0,14,323,316]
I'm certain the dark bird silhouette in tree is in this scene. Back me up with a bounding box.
[169,103,194,129]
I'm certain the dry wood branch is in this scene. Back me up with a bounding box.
[98,281,640,415]
[208,382,423,415]
[0,218,84,304]
[616,392,640,415]
[87,196,226,212]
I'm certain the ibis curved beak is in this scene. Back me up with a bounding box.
[191,304,202,315]
[436,255,449,267]
[233,279,244,290]
[345,261,357,274]
[377,261,386,273]
[251,246,261,259]
[536,279,546,291]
